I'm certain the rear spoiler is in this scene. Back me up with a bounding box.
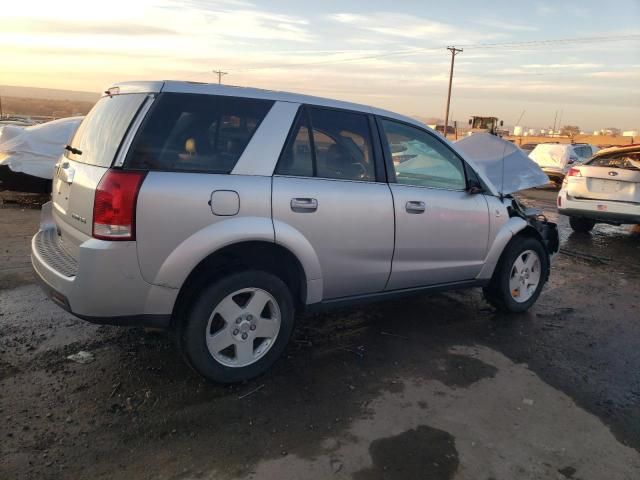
[102,81,164,97]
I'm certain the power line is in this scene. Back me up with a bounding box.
[232,34,640,73]
[178,34,640,81]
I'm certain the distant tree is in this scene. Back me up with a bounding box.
[604,127,621,136]
[560,125,580,137]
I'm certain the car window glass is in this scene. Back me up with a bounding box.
[126,93,273,173]
[309,108,375,182]
[277,107,375,182]
[66,93,147,167]
[276,112,314,177]
[589,153,640,170]
[380,119,466,190]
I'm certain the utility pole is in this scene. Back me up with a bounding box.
[444,46,462,139]
[212,69,228,84]
[551,110,558,136]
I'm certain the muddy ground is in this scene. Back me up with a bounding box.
[1,188,639,480]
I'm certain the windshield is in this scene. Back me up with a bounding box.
[65,93,147,167]
[472,117,495,130]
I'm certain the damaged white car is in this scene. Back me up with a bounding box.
[558,144,640,232]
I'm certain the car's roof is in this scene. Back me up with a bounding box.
[108,80,426,130]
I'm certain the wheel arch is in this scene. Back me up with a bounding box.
[170,240,309,329]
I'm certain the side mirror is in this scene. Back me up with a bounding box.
[500,120,504,127]
[467,178,484,194]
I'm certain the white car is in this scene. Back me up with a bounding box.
[557,145,640,232]
[529,143,598,184]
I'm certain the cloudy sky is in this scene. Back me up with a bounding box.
[1,0,639,130]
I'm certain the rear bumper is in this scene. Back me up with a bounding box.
[31,205,178,327]
[558,191,640,224]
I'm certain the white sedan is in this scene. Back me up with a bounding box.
[557,145,640,232]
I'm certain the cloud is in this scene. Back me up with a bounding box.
[329,12,462,40]
[4,19,178,36]
[522,63,602,69]
[161,1,314,42]
[590,70,640,79]
[535,3,556,15]
[474,18,538,32]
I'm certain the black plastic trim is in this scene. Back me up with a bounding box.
[305,279,486,313]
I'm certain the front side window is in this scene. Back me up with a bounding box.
[126,93,273,173]
[380,119,466,190]
[277,106,375,182]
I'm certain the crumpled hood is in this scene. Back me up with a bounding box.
[0,116,84,179]
[455,133,549,195]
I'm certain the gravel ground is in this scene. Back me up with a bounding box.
[1,188,639,480]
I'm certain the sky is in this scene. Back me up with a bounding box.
[1,0,639,131]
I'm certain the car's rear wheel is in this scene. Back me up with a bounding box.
[483,236,549,313]
[569,216,596,233]
[180,270,295,383]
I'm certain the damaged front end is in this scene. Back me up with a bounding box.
[508,197,560,258]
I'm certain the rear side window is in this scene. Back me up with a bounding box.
[65,93,147,167]
[126,93,273,173]
[277,106,376,182]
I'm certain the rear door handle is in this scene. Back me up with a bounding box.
[405,200,425,214]
[291,198,318,213]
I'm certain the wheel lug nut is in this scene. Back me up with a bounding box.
[247,315,253,321]
[250,325,256,331]
[236,318,242,324]
[233,329,239,335]
[242,333,248,340]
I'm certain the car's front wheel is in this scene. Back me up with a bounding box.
[483,236,549,313]
[569,216,596,233]
[180,270,295,383]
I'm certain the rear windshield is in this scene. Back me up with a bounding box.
[125,93,274,173]
[65,93,147,167]
[588,152,640,170]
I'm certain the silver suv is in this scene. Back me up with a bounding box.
[32,81,559,382]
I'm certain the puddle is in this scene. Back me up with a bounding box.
[353,425,459,480]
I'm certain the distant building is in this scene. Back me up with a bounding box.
[513,126,524,136]
[622,130,638,137]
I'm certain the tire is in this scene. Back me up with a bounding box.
[180,270,295,383]
[569,216,596,233]
[483,236,549,313]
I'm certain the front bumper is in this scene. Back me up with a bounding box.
[31,205,178,328]
[558,190,640,224]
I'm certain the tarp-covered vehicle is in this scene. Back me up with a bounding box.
[0,117,83,192]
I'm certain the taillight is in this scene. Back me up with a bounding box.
[566,167,582,177]
[92,170,146,241]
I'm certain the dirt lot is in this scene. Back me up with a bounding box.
[1,189,639,480]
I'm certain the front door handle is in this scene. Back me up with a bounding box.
[291,198,318,213]
[405,200,425,214]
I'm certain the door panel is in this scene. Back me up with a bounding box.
[387,185,490,289]
[272,177,394,299]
